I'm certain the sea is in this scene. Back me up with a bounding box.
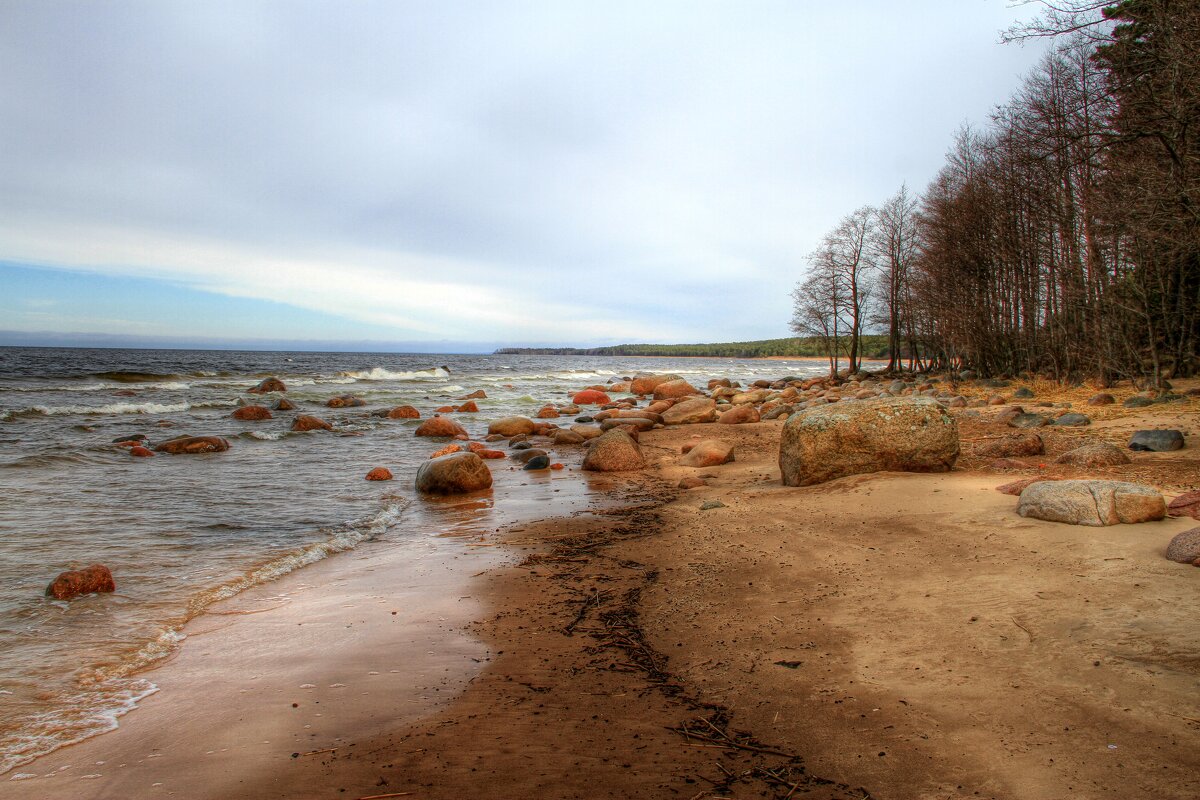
[0,346,829,774]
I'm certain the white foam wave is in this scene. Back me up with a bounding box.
[244,430,286,441]
[28,402,191,416]
[338,367,451,381]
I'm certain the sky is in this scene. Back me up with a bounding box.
[0,1,1049,352]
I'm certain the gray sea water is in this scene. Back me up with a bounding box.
[0,346,826,774]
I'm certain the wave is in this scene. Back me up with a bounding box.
[0,500,410,776]
[336,366,451,381]
[16,402,193,417]
[92,371,181,383]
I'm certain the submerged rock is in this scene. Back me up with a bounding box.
[365,467,393,481]
[291,414,333,432]
[779,397,958,487]
[248,377,286,394]
[46,564,115,600]
[326,394,366,408]
[1017,480,1165,526]
[415,416,468,438]
[387,405,421,419]
[153,435,230,454]
[232,405,272,421]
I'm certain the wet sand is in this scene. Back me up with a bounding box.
[7,388,1199,799]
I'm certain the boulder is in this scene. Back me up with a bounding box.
[708,378,732,389]
[274,398,296,411]
[718,405,760,425]
[996,477,1055,496]
[415,452,493,494]
[1167,490,1200,519]
[678,477,708,489]
[1087,393,1115,406]
[129,446,155,457]
[581,430,645,472]
[536,406,561,419]
[644,400,674,415]
[153,435,230,454]
[680,439,735,468]
[762,405,795,421]
[553,430,586,445]
[430,443,463,458]
[572,389,611,405]
[326,395,365,408]
[1016,480,1165,526]
[1055,442,1130,467]
[488,416,537,437]
[1165,528,1200,564]
[630,374,680,395]
[652,379,701,401]
[779,397,959,487]
[662,397,718,425]
[731,390,771,405]
[460,390,487,400]
[291,415,333,432]
[365,467,393,481]
[46,564,116,600]
[477,449,505,459]
[971,432,1044,458]
[511,448,549,464]
[456,400,479,413]
[232,405,272,421]
[570,424,604,440]
[1052,412,1091,427]
[248,377,286,394]
[435,405,456,413]
[1128,430,1185,452]
[1013,387,1035,399]
[522,455,551,470]
[1008,413,1049,428]
[1123,396,1154,408]
[600,417,656,432]
[415,416,468,438]
[387,405,421,419]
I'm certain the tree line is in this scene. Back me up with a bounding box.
[791,0,1198,386]
[495,336,892,359]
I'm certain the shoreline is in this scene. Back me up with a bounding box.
[7,375,1198,798]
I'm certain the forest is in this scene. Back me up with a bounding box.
[495,336,891,359]
[790,0,1197,386]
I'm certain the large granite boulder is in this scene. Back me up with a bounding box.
[1128,430,1185,452]
[1165,528,1200,564]
[1055,442,1130,467]
[415,452,493,494]
[779,397,959,487]
[630,374,681,396]
[487,416,537,437]
[662,397,717,425]
[718,404,760,425]
[652,379,702,401]
[1017,480,1165,526]
[581,429,645,472]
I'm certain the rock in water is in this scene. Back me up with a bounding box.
[582,430,645,472]
[129,446,154,457]
[487,416,537,437]
[153,435,230,454]
[327,395,365,408]
[1128,430,1185,452]
[248,377,286,394]
[274,398,296,411]
[572,389,611,405]
[232,405,272,421]
[365,467,393,481]
[46,564,115,600]
[522,454,551,470]
[680,440,735,467]
[653,379,702,401]
[1165,528,1200,563]
[414,452,493,494]
[1055,442,1130,467]
[630,374,681,395]
[414,416,468,438]
[291,414,333,432]
[1016,480,1165,526]
[387,405,421,419]
[511,448,548,464]
[779,397,959,487]
[661,397,717,425]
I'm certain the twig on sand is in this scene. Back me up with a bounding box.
[357,793,413,800]
[1011,616,1035,642]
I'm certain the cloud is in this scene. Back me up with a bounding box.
[0,1,1048,345]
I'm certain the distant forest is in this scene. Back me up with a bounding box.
[789,1,1197,386]
[496,336,891,359]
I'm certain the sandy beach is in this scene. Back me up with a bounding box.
[6,377,1198,800]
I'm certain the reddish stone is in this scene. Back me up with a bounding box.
[114,440,140,448]
[46,564,115,600]
[550,463,565,470]
[1168,490,1200,519]
[536,406,560,419]
[435,405,456,413]
[153,436,230,454]
[678,477,707,489]
[996,478,1056,496]
[718,405,760,425]
[327,395,365,408]
[232,405,272,421]
[274,398,296,411]
[387,405,421,419]
[292,415,333,432]
[572,389,612,405]
[478,449,505,459]
[415,416,468,438]
[460,389,487,399]
[129,446,154,457]
[653,379,701,401]
[457,401,480,413]
[248,377,287,394]
[113,389,137,397]
[365,467,393,481]
[467,441,487,453]
[431,443,463,458]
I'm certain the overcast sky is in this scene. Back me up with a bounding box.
[0,1,1048,351]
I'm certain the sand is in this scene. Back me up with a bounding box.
[6,388,1198,799]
